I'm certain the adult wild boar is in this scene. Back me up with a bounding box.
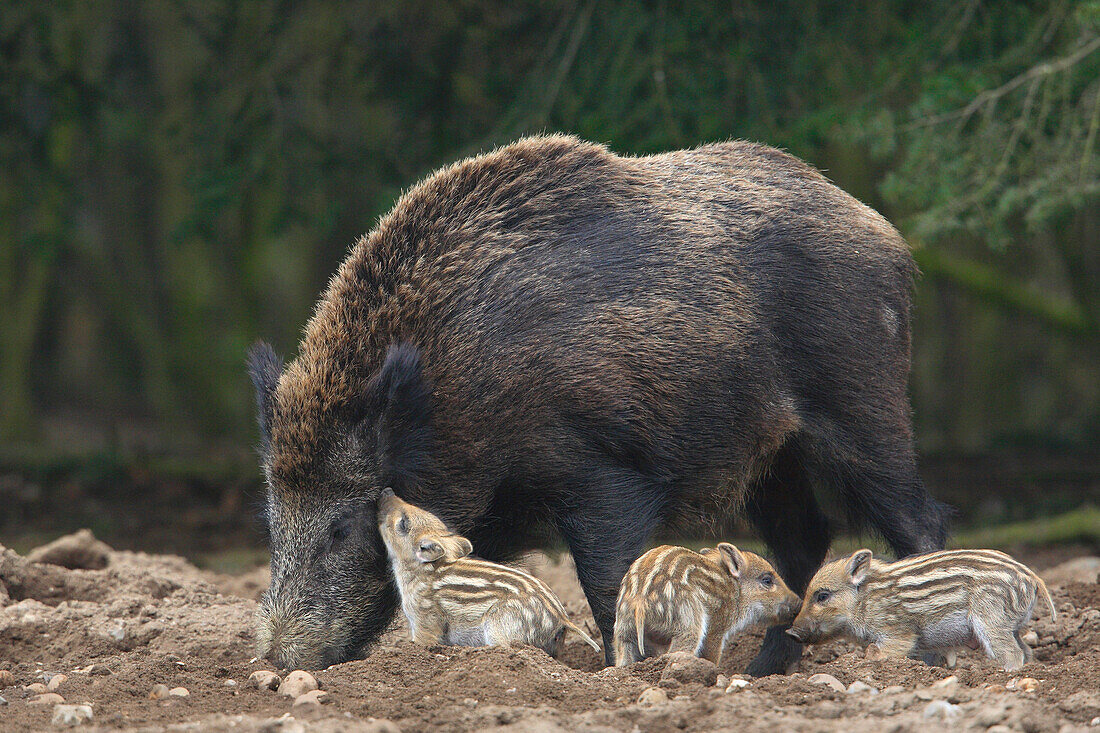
[249,134,949,673]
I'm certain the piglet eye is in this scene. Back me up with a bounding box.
[397,515,410,535]
[815,590,832,604]
[760,573,774,588]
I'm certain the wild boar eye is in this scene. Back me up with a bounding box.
[814,590,832,604]
[397,515,410,535]
[759,573,774,588]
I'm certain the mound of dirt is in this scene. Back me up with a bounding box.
[1,536,1098,731]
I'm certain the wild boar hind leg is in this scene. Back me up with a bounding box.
[555,464,669,667]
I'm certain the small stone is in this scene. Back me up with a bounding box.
[87,664,111,676]
[922,700,960,720]
[882,685,906,695]
[0,696,6,706]
[914,688,934,701]
[931,675,958,690]
[292,690,329,707]
[277,670,318,698]
[986,726,1015,733]
[0,670,14,688]
[1007,676,1039,692]
[168,687,189,698]
[726,678,750,692]
[51,704,93,726]
[462,698,478,708]
[638,687,669,706]
[659,651,719,686]
[847,680,878,695]
[714,674,730,689]
[248,670,281,691]
[808,673,845,693]
[24,682,49,694]
[224,679,237,688]
[46,674,67,691]
[1021,630,1039,646]
[28,692,65,705]
[148,684,171,700]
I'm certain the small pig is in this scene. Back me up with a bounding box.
[788,549,1057,671]
[377,489,601,656]
[612,544,800,666]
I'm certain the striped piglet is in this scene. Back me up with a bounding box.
[612,544,800,666]
[788,548,1056,671]
[376,489,600,657]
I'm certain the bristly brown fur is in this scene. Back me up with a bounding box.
[253,133,950,672]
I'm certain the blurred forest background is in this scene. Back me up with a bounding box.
[1,1,1098,559]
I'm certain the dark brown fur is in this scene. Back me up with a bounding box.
[251,134,948,671]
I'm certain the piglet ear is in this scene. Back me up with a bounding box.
[847,549,873,586]
[444,536,473,560]
[717,543,745,579]
[361,343,433,489]
[247,341,283,453]
[416,539,444,563]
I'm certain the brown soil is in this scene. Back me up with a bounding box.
[1,538,1098,732]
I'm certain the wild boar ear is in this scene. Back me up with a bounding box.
[416,539,445,563]
[847,549,873,586]
[363,343,433,489]
[717,543,746,579]
[247,341,283,453]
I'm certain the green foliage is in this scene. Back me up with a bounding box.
[0,1,1097,450]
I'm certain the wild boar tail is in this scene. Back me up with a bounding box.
[567,620,602,653]
[634,602,646,657]
[1036,575,1057,621]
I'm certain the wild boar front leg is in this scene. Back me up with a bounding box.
[744,443,832,676]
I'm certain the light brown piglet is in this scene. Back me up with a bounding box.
[788,549,1056,671]
[377,489,601,657]
[612,544,800,666]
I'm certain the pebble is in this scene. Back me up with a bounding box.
[24,682,49,694]
[0,670,14,688]
[847,680,878,695]
[659,652,719,686]
[986,726,1015,733]
[168,687,189,698]
[47,673,67,691]
[224,679,237,688]
[922,700,961,720]
[249,670,282,691]
[51,703,94,726]
[1021,630,1039,646]
[931,675,958,690]
[293,690,329,707]
[0,696,6,706]
[808,673,845,693]
[28,692,65,705]
[277,670,318,698]
[881,685,906,695]
[726,678,750,692]
[149,684,171,699]
[714,674,730,689]
[638,687,669,706]
[1007,677,1039,692]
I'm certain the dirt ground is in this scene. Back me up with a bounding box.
[1,533,1098,732]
